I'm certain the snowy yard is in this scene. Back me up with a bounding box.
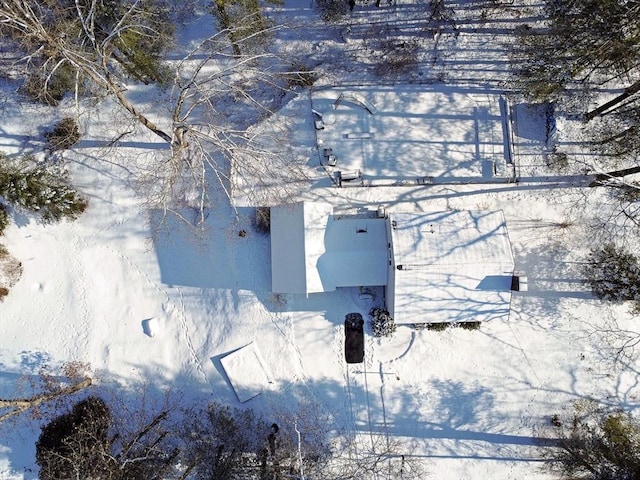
[1,1,639,479]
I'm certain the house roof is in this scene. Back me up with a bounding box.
[270,202,388,295]
[389,210,515,324]
[270,202,332,294]
[318,215,389,289]
[271,202,515,324]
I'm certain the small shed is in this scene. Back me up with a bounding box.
[220,342,273,403]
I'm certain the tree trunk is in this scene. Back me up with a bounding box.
[97,54,173,145]
[0,377,92,423]
[590,165,640,186]
[586,80,640,120]
[214,0,242,57]
[111,85,174,144]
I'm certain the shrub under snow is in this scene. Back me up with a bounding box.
[370,307,397,337]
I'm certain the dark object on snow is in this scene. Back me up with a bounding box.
[268,423,279,456]
[349,0,355,10]
[344,313,364,363]
[369,307,396,337]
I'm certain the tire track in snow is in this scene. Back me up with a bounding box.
[336,323,359,454]
[377,361,391,455]
[344,364,360,458]
[339,324,378,460]
[345,362,380,461]
[343,331,394,469]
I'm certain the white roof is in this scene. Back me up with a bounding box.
[389,210,515,324]
[220,342,273,402]
[318,215,388,288]
[271,202,388,294]
[271,203,515,324]
[270,202,332,294]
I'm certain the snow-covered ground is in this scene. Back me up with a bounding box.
[2,1,639,479]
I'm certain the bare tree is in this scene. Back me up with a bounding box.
[544,399,640,480]
[135,20,309,224]
[180,400,333,479]
[513,0,640,105]
[327,433,428,479]
[0,242,23,301]
[1,1,307,222]
[210,0,276,57]
[35,391,180,480]
[0,0,175,139]
[0,379,91,424]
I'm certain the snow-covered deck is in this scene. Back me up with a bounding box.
[312,85,512,182]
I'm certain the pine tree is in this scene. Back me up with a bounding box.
[0,153,87,223]
[548,400,640,480]
[585,244,640,309]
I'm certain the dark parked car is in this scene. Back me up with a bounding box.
[344,313,365,364]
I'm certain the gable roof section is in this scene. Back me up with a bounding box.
[271,202,332,294]
[271,202,389,295]
[318,215,389,289]
[389,210,515,324]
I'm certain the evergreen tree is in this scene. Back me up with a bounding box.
[36,395,177,480]
[0,153,87,223]
[585,243,640,310]
[548,400,640,480]
[36,396,111,480]
[210,0,275,57]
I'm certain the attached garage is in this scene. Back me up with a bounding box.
[388,210,515,325]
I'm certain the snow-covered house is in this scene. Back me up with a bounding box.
[270,202,515,325]
[270,202,388,294]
